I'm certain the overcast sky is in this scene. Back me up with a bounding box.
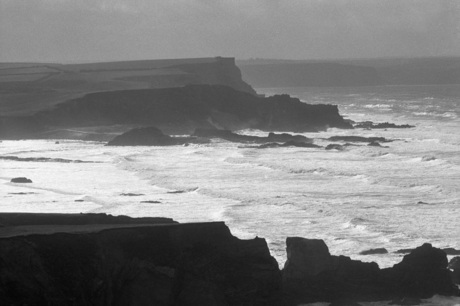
[1,0,459,63]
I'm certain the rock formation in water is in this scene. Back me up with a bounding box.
[10,177,33,183]
[0,85,351,140]
[192,128,313,144]
[354,121,415,129]
[107,127,316,147]
[106,126,208,146]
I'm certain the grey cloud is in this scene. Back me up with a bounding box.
[0,0,458,62]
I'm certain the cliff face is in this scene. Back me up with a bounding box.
[0,221,281,306]
[0,84,351,139]
[0,214,458,305]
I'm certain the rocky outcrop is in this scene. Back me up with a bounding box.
[354,121,415,129]
[193,128,313,144]
[257,141,320,149]
[10,177,32,183]
[1,214,457,305]
[449,257,460,285]
[106,126,208,146]
[381,243,456,298]
[328,136,391,143]
[0,215,281,306]
[360,248,389,255]
[0,85,352,139]
[282,238,459,304]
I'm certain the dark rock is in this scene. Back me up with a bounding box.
[0,156,97,163]
[328,136,391,143]
[283,238,459,304]
[10,177,32,183]
[257,141,320,149]
[368,141,383,147]
[120,193,145,197]
[329,300,364,306]
[326,144,346,150]
[389,297,422,305]
[443,248,460,255]
[2,84,352,140]
[267,132,312,143]
[107,126,176,146]
[282,237,383,303]
[395,248,415,254]
[382,243,458,298]
[354,121,415,129]
[193,128,314,144]
[449,257,460,284]
[0,212,176,227]
[107,126,209,146]
[359,248,388,255]
[74,199,84,202]
[0,220,281,305]
[140,201,161,204]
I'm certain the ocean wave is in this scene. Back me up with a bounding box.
[363,104,393,109]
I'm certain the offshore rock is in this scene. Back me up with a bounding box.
[257,141,320,149]
[354,121,415,129]
[360,248,389,255]
[193,128,313,144]
[328,136,391,143]
[0,216,281,306]
[106,126,209,146]
[10,177,32,183]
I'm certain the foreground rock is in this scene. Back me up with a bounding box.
[449,257,460,284]
[282,238,459,304]
[0,214,458,305]
[0,214,281,305]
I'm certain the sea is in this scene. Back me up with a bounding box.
[1,84,459,305]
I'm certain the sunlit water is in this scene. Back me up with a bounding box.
[1,85,459,305]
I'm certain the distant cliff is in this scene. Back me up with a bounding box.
[0,84,352,139]
[0,57,256,117]
[240,62,382,88]
[238,57,460,88]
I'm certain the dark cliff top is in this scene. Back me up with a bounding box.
[0,212,190,238]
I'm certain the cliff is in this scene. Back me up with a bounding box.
[0,57,255,118]
[0,84,352,139]
[0,214,458,305]
[0,214,281,306]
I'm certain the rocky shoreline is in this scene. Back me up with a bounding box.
[0,213,458,305]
